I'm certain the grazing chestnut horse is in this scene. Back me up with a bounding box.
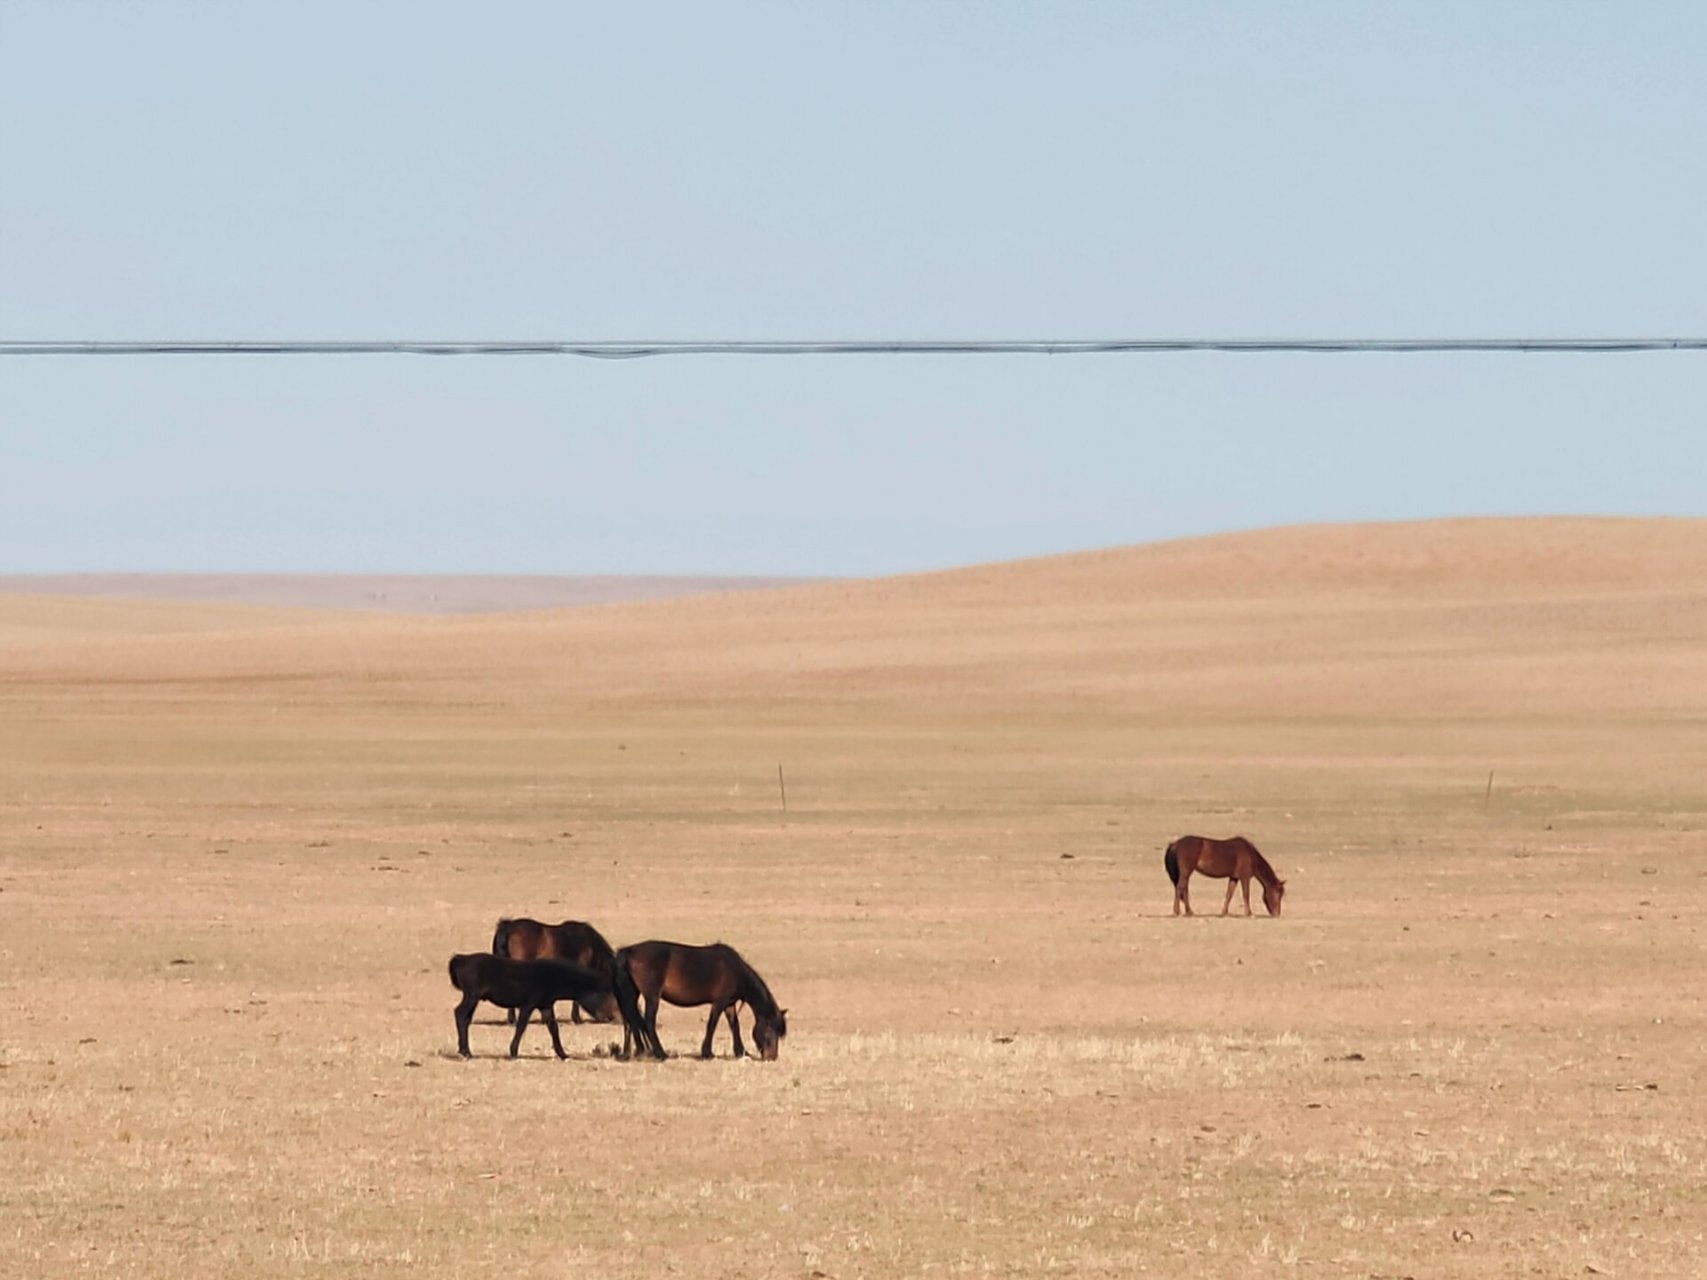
[613,940,788,1061]
[1165,835,1286,916]
[491,917,620,1024]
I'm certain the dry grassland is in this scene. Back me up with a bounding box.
[3,517,1705,1278]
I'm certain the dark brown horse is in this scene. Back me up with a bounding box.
[613,940,788,1061]
[1164,835,1286,916]
[448,953,614,1059]
[491,917,620,1024]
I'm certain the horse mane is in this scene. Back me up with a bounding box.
[729,946,779,1018]
[568,919,616,963]
[1244,842,1280,887]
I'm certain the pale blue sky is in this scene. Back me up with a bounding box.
[2,2,1703,575]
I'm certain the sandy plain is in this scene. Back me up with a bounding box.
[2,517,1704,1278]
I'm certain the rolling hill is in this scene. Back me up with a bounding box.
[5,517,1703,721]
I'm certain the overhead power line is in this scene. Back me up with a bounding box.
[1,337,1705,359]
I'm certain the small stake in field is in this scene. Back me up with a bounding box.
[778,764,788,813]
[1485,770,1494,807]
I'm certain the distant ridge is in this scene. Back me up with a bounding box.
[5,520,1704,719]
[0,573,823,615]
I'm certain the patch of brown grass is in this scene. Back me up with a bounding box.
[3,518,1706,1277]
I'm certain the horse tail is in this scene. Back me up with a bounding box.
[1164,841,1180,886]
[491,918,512,958]
[610,950,652,1057]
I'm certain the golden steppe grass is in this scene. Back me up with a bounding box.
[2,517,1705,1278]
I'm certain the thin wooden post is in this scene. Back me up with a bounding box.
[778,764,788,813]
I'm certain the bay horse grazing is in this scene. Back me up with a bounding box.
[448,953,614,1059]
[613,940,788,1061]
[1165,835,1286,917]
[491,917,620,1024]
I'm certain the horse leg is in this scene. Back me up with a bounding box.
[569,1001,584,1025]
[1241,875,1254,916]
[541,1004,567,1060]
[1221,876,1236,916]
[700,999,732,1058]
[455,992,480,1058]
[726,1004,747,1059]
[509,1005,534,1058]
[620,1001,648,1059]
[618,999,636,1059]
[649,1006,668,1059]
[1178,867,1194,916]
[642,992,666,1059]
